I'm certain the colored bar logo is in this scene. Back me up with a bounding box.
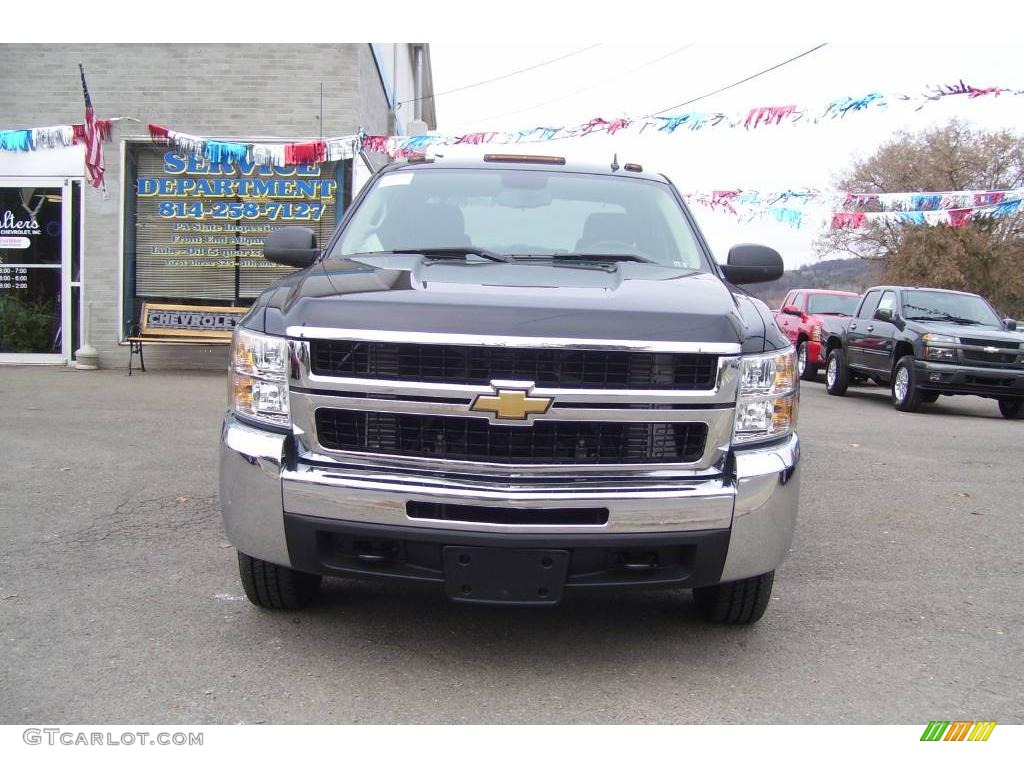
[921,721,996,741]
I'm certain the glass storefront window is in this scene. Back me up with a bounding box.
[0,186,64,356]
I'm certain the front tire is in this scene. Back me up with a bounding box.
[891,355,923,412]
[999,397,1023,419]
[797,340,819,381]
[693,571,774,625]
[825,348,849,396]
[921,392,940,404]
[238,552,322,609]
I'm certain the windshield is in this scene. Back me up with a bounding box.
[807,294,859,315]
[902,290,1003,326]
[332,167,707,269]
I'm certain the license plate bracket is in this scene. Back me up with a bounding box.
[442,546,569,605]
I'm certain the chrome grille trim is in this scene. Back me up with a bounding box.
[287,327,742,356]
[286,335,740,473]
[292,341,742,406]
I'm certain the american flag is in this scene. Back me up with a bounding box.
[79,64,105,190]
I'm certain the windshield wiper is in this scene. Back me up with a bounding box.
[904,312,981,324]
[903,303,984,324]
[517,252,656,264]
[388,247,515,263]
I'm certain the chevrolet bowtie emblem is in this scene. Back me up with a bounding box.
[984,346,998,354]
[470,386,552,421]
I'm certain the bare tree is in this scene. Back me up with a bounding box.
[815,120,1024,315]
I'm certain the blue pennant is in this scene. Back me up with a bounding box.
[912,194,942,211]
[401,135,434,151]
[0,130,33,152]
[205,140,249,164]
[897,212,926,225]
[990,199,1022,218]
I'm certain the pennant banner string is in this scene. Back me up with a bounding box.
[3,79,1022,166]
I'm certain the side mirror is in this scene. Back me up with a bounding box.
[1005,318,1017,331]
[874,307,894,323]
[263,226,320,268]
[781,304,802,317]
[720,244,784,284]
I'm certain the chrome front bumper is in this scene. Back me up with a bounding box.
[219,413,800,584]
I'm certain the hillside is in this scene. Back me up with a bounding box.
[742,257,884,308]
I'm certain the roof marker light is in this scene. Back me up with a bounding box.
[483,154,566,165]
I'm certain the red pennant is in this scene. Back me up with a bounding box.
[284,141,326,165]
[361,135,390,153]
[949,209,974,228]
[745,105,797,129]
[831,212,866,229]
[455,132,493,145]
[148,123,171,144]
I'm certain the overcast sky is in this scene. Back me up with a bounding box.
[425,41,1024,269]
[14,5,1024,270]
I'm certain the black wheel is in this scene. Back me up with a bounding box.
[238,552,322,609]
[891,355,923,412]
[921,392,940,404]
[999,397,1023,419]
[693,571,774,625]
[825,348,849,396]
[797,340,819,381]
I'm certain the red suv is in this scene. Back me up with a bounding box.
[774,289,861,380]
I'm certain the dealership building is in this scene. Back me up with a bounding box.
[0,43,435,368]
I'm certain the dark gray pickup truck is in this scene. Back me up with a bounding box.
[821,285,1024,416]
[219,155,800,624]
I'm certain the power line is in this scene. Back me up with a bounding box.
[650,43,829,115]
[397,44,603,108]
[467,43,697,125]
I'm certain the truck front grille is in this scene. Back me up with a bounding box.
[959,338,1019,350]
[311,340,717,390]
[315,409,708,464]
[962,349,1019,366]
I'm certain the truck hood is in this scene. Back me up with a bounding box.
[252,255,771,349]
[905,320,1024,343]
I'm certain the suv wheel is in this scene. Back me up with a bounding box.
[693,571,774,625]
[798,341,818,381]
[999,397,1023,419]
[825,348,849,395]
[892,355,923,412]
[238,552,322,609]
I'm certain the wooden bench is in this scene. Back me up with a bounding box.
[125,302,248,375]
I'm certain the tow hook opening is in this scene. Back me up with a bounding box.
[614,550,660,571]
[353,539,401,563]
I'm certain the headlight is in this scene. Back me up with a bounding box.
[734,349,798,445]
[229,328,290,427]
[923,333,957,360]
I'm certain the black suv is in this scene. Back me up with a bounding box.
[822,285,1024,416]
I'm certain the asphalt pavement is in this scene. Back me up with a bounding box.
[1,366,1021,723]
